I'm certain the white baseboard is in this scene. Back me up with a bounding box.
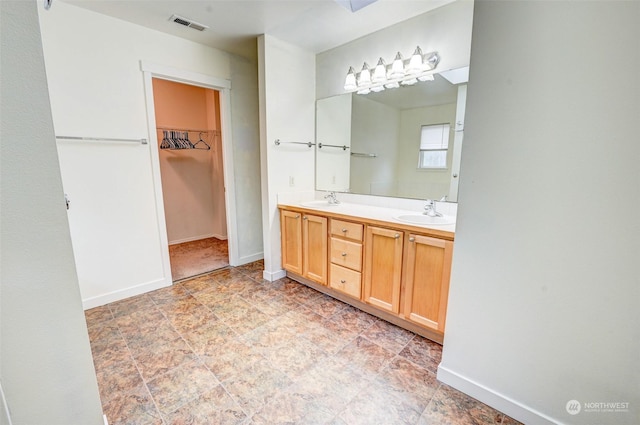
[82,277,171,310]
[263,269,286,282]
[212,233,228,240]
[168,233,220,245]
[234,252,263,266]
[437,364,560,425]
[103,414,109,425]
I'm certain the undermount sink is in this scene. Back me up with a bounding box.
[394,214,455,226]
[299,200,340,208]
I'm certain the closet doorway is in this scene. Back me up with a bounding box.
[152,78,228,281]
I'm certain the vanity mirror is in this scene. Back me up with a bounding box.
[316,68,467,202]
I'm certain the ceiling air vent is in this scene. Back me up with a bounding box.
[169,14,208,32]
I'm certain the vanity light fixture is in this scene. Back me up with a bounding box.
[372,58,387,83]
[343,46,440,94]
[357,62,372,87]
[344,67,358,91]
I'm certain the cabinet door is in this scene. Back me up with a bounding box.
[303,214,327,284]
[280,210,302,275]
[403,234,453,332]
[363,226,404,313]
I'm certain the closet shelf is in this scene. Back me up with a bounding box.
[157,128,219,151]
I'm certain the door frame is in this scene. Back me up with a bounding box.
[140,60,239,281]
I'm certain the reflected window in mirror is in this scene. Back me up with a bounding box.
[418,123,450,169]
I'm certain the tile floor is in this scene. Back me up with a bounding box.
[86,261,522,425]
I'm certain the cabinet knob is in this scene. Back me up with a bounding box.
[303,216,308,220]
[295,214,300,219]
[409,237,415,242]
[341,228,347,233]
[394,233,400,239]
[341,252,347,257]
[340,279,346,284]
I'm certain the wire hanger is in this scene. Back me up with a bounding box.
[192,132,211,150]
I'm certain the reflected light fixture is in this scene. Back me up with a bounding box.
[343,46,440,94]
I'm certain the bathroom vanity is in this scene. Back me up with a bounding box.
[278,202,454,344]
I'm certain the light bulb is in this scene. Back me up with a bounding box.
[357,62,371,87]
[407,46,423,74]
[384,81,400,89]
[389,52,404,79]
[370,85,385,92]
[372,58,387,83]
[401,78,418,86]
[356,88,371,95]
[344,66,357,91]
[417,74,435,82]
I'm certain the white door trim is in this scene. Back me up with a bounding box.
[140,61,239,281]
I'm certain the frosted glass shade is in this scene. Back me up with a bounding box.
[389,52,404,79]
[407,46,423,74]
[372,58,387,83]
[344,67,357,91]
[357,63,371,87]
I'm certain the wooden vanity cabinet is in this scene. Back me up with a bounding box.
[280,209,327,284]
[403,234,453,332]
[279,205,454,343]
[363,226,404,314]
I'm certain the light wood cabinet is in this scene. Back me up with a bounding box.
[403,234,453,332]
[363,226,404,314]
[328,219,363,298]
[302,214,327,284]
[280,210,327,284]
[279,205,454,343]
[280,209,303,275]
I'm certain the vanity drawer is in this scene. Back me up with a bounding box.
[330,219,364,242]
[329,264,362,299]
[330,238,362,272]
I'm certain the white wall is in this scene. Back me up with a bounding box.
[316,0,474,99]
[229,54,264,263]
[38,1,262,307]
[439,2,640,424]
[258,35,316,280]
[0,1,104,423]
[396,103,456,199]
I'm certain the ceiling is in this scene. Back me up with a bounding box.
[62,0,455,59]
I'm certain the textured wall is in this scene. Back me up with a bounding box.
[0,1,104,423]
[440,1,640,424]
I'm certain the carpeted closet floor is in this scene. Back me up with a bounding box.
[169,237,229,281]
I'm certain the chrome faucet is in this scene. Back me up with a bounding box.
[324,191,340,204]
[423,199,442,217]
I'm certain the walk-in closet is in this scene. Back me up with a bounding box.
[152,78,228,281]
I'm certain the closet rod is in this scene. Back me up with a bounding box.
[56,136,147,144]
[318,143,349,151]
[157,127,220,134]
[351,152,377,158]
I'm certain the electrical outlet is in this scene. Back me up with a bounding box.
[331,175,336,184]
[289,176,295,187]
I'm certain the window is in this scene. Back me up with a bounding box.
[418,123,450,169]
